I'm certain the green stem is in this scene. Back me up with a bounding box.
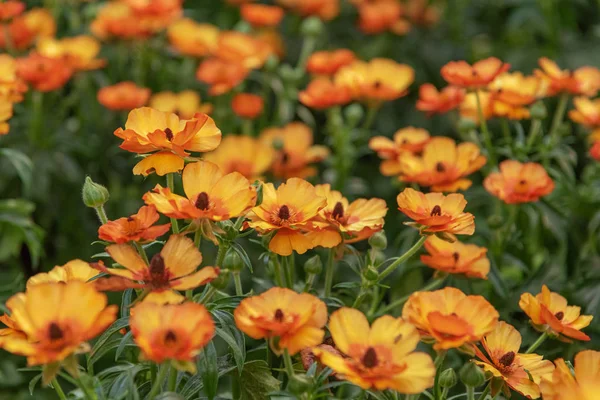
[477,383,491,400]
[272,255,284,287]
[377,277,445,316]
[194,229,202,248]
[328,106,351,190]
[526,119,542,150]
[295,36,316,72]
[233,272,243,295]
[282,349,295,381]
[283,256,293,288]
[94,205,109,225]
[303,273,316,292]
[474,90,496,168]
[167,365,177,392]
[215,242,229,267]
[367,286,380,317]
[501,119,511,143]
[29,90,44,146]
[323,248,336,297]
[76,376,96,400]
[200,285,217,304]
[52,378,68,400]
[361,104,379,130]
[525,331,549,354]
[352,289,368,308]
[133,242,149,265]
[166,174,180,234]
[378,236,427,281]
[548,92,569,146]
[147,363,168,399]
[242,119,253,136]
[467,386,475,400]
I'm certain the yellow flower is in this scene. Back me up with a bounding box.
[369,127,430,176]
[167,18,219,57]
[569,97,600,128]
[0,282,117,365]
[473,321,554,399]
[421,235,489,279]
[402,287,499,350]
[36,35,105,71]
[0,54,27,103]
[245,178,326,256]
[0,97,13,135]
[149,90,213,119]
[26,260,100,289]
[203,135,275,180]
[234,287,327,355]
[313,307,435,393]
[540,350,600,400]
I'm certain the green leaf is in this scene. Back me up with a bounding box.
[230,241,254,273]
[88,317,130,368]
[114,330,135,361]
[198,342,218,400]
[121,289,134,318]
[0,148,33,197]
[238,360,281,400]
[212,310,245,373]
[28,373,42,395]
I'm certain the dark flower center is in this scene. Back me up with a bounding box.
[518,179,527,185]
[274,308,284,322]
[149,254,166,277]
[278,205,290,220]
[165,128,174,141]
[164,330,177,344]
[332,202,344,220]
[555,311,564,321]
[362,347,378,368]
[452,252,459,262]
[373,80,382,89]
[499,351,515,366]
[430,205,442,216]
[436,162,446,172]
[281,152,290,165]
[48,322,64,341]
[127,216,135,222]
[195,192,210,210]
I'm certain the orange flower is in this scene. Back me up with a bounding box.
[234,287,327,355]
[16,53,73,92]
[143,160,256,222]
[0,281,117,365]
[245,178,326,255]
[569,97,600,128]
[90,2,154,40]
[354,0,402,34]
[489,72,547,119]
[0,8,55,50]
[25,260,100,289]
[0,1,24,21]
[299,77,352,109]
[459,90,494,124]
[260,122,329,179]
[97,81,150,111]
[167,18,219,57]
[313,307,435,392]
[149,90,212,119]
[95,234,219,292]
[335,58,415,103]
[114,107,221,176]
[519,285,593,342]
[535,58,600,97]
[98,205,170,244]
[540,350,600,400]
[473,322,554,399]
[421,235,489,279]
[396,188,475,235]
[590,140,600,161]
[232,93,264,119]
[203,135,275,180]
[306,49,355,76]
[241,4,285,27]
[484,160,554,204]
[215,31,271,70]
[0,54,27,103]
[402,287,499,350]
[369,127,430,176]
[0,313,26,345]
[36,35,105,71]
[276,0,339,20]
[398,137,487,192]
[196,58,249,96]
[441,57,510,88]
[130,301,214,367]
[309,184,387,247]
[0,98,13,135]
[416,84,465,116]
[405,0,439,27]
[124,0,182,17]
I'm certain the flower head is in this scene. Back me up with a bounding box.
[95,234,219,292]
[26,260,100,289]
[399,137,486,192]
[260,122,329,179]
[232,93,264,119]
[114,107,221,176]
[17,52,73,92]
[313,307,435,392]
[234,287,327,355]
[36,35,105,71]
[167,18,219,57]
[396,188,475,235]
[306,49,355,76]
[276,0,339,20]
[535,58,600,97]
[590,140,600,161]
[369,127,430,176]
[354,0,402,35]
[0,54,27,103]
[0,1,24,21]
[416,84,465,116]
[569,97,600,128]
[459,90,494,124]
[441,57,510,88]
[0,8,55,50]
[473,321,554,399]
[196,58,249,96]
[149,90,212,119]
[488,72,547,120]
[98,205,170,244]
[402,287,499,350]
[241,4,285,27]
[0,281,117,365]
[97,81,150,111]
[421,235,489,279]
[299,77,352,109]
[484,160,554,204]
[519,285,592,342]
[90,2,154,40]
[203,135,275,180]
[215,31,271,70]
[245,178,326,255]
[143,160,256,222]
[540,350,600,400]
[130,301,214,366]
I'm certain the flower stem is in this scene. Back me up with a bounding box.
[474,90,496,168]
[323,248,336,297]
[233,272,243,295]
[94,205,109,225]
[377,277,445,316]
[296,36,316,72]
[361,104,379,130]
[272,254,285,287]
[167,365,177,392]
[52,378,67,400]
[75,375,96,400]
[194,229,202,248]
[548,92,569,146]
[526,119,542,150]
[199,285,217,304]
[378,236,427,281]
[166,174,180,234]
[477,383,491,400]
[525,331,549,354]
[242,119,253,136]
[215,241,229,267]
[29,90,44,146]
[283,256,293,288]
[467,386,475,400]
[282,349,295,380]
[134,242,149,265]
[147,363,168,399]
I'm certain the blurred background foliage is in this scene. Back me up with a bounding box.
[2,0,600,398]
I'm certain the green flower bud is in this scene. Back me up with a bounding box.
[288,374,313,394]
[304,255,323,275]
[300,16,324,37]
[82,176,109,208]
[439,368,458,389]
[264,54,280,72]
[279,64,300,83]
[529,101,547,120]
[210,270,230,290]
[368,230,388,250]
[344,103,364,126]
[486,215,504,229]
[363,265,379,282]
[458,118,477,134]
[459,362,486,388]
[223,249,244,272]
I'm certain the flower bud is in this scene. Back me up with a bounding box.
[288,374,313,394]
[82,176,109,208]
[210,270,230,290]
[368,230,387,250]
[300,16,324,37]
[223,249,244,272]
[486,215,504,229]
[459,362,486,388]
[363,265,379,282]
[529,101,547,120]
[264,54,280,72]
[344,103,364,126]
[439,368,458,389]
[303,255,323,275]
[458,118,477,134]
